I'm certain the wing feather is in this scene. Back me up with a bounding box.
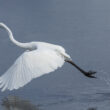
[0,49,65,91]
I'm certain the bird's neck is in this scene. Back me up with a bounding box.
[0,23,33,49]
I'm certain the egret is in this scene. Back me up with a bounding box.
[0,23,96,91]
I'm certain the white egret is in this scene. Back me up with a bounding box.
[0,23,96,92]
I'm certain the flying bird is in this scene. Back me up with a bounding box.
[0,23,96,91]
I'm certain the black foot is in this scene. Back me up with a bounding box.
[84,70,96,78]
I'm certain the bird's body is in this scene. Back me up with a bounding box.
[0,23,96,92]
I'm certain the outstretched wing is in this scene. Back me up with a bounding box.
[0,49,65,91]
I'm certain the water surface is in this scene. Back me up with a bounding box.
[0,0,110,110]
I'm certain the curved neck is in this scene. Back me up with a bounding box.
[0,23,32,49]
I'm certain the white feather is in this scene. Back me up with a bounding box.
[0,23,71,92]
[0,49,65,91]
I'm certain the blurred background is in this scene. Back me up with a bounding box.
[0,0,110,110]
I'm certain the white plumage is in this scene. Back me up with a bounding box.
[0,23,96,91]
[0,23,70,91]
[0,49,65,91]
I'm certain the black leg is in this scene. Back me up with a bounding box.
[65,59,96,78]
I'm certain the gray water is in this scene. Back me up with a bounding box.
[0,0,110,110]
